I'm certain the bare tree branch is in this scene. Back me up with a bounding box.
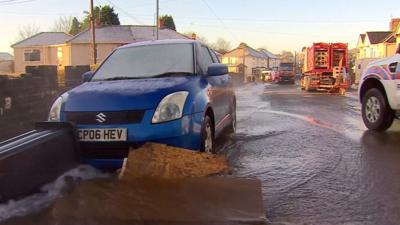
[51,16,73,33]
[16,23,40,42]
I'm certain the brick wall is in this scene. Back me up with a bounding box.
[0,65,89,142]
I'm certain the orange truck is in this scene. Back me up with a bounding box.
[301,43,349,95]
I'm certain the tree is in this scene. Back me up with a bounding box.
[51,16,73,33]
[279,50,294,63]
[211,38,231,54]
[159,15,176,31]
[16,24,40,42]
[69,17,81,35]
[81,5,120,30]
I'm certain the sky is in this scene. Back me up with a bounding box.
[0,0,399,54]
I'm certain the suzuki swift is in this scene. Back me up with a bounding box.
[48,39,236,168]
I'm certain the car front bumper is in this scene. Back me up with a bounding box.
[70,110,205,168]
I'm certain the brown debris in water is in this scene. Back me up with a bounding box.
[2,143,267,225]
[120,143,231,179]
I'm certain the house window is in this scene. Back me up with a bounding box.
[24,49,40,62]
[57,47,63,64]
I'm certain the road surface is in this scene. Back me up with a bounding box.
[217,83,400,225]
[2,83,400,225]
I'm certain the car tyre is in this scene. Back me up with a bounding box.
[361,88,394,131]
[201,115,215,154]
[305,77,311,92]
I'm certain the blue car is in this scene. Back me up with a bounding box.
[48,39,236,168]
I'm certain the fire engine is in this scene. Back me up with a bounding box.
[301,43,349,95]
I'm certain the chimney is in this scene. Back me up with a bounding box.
[158,19,164,29]
[390,18,400,32]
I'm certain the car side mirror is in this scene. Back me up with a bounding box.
[207,63,228,76]
[389,63,398,73]
[82,71,94,83]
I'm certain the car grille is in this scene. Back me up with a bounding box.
[79,142,143,159]
[66,110,145,125]
[80,142,130,159]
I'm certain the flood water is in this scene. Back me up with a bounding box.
[219,84,400,225]
[2,84,400,225]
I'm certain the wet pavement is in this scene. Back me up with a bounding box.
[217,83,400,225]
[2,83,400,225]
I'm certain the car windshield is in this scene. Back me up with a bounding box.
[91,43,194,81]
[280,65,293,71]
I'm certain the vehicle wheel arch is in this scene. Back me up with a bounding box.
[204,106,215,132]
[360,78,388,104]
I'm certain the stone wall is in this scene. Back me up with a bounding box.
[0,65,89,141]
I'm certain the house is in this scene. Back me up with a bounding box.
[11,25,189,74]
[357,31,396,59]
[11,32,72,74]
[257,48,280,69]
[221,43,268,79]
[355,18,400,83]
[64,25,188,66]
[213,50,223,61]
[0,52,14,74]
[397,23,400,45]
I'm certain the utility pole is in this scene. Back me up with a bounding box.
[156,0,159,40]
[294,51,297,75]
[90,0,97,65]
[243,46,246,83]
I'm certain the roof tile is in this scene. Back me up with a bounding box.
[11,32,71,48]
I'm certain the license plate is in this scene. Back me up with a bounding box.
[78,128,127,142]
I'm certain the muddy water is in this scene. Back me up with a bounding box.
[2,84,400,225]
[1,144,265,225]
[0,165,110,222]
[3,178,265,225]
[217,84,400,225]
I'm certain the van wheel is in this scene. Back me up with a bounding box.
[339,88,346,96]
[201,115,215,154]
[305,77,311,92]
[362,88,394,131]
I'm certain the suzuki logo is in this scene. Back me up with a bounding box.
[96,113,107,123]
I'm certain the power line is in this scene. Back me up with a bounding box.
[102,0,145,24]
[0,10,81,16]
[200,0,238,42]
[176,16,388,24]
[177,21,357,39]
[0,0,35,6]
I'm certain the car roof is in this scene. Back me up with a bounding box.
[118,39,200,49]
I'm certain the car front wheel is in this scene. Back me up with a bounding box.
[361,88,394,131]
[201,115,215,154]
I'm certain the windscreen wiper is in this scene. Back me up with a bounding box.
[102,76,145,81]
[151,72,193,78]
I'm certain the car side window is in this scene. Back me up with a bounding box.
[199,45,214,74]
[210,50,220,63]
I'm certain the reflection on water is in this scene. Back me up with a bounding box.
[0,165,110,223]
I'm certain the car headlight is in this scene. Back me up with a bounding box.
[152,91,189,123]
[48,97,63,121]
